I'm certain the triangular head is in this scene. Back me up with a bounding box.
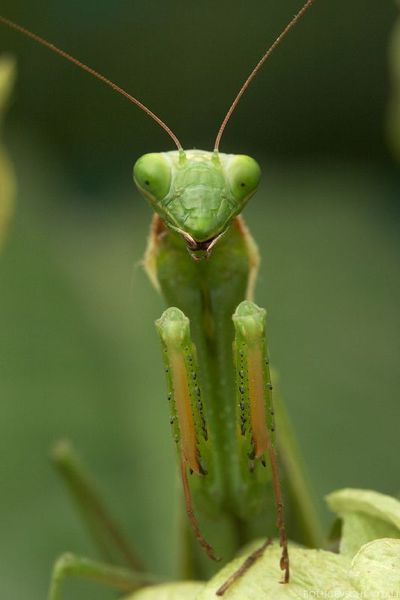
[133,150,261,258]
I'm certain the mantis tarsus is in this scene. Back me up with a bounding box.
[0,1,324,597]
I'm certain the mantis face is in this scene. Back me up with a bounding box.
[133,149,261,256]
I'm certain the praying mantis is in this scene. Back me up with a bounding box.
[0,1,326,597]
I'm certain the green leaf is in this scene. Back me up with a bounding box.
[125,581,204,600]
[126,489,400,599]
[326,488,400,556]
[350,538,400,599]
[126,537,400,600]
[198,542,354,599]
[125,542,356,600]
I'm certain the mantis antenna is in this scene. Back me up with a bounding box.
[0,15,183,151]
[214,0,316,152]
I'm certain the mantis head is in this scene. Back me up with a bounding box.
[133,150,261,257]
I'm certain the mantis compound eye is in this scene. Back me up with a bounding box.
[133,153,172,201]
[226,155,261,204]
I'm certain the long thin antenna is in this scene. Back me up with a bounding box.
[0,15,183,150]
[213,0,315,152]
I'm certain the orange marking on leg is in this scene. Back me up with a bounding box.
[170,349,201,474]
[247,346,290,583]
[247,346,268,458]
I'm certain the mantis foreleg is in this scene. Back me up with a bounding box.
[229,300,290,587]
[156,306,219,562]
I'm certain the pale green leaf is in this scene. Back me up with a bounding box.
[326,488,400,556]
[350,538,400,599]
[125,543,355,600]
[125,489,400,600]
[198,541,354,599]
[126,537,400,600]
[125,581,204,600]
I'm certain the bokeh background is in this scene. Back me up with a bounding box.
[0,1,399,598]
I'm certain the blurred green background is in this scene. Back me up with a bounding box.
[0,1,399,599]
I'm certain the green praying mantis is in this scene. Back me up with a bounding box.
[0,1,326,597]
